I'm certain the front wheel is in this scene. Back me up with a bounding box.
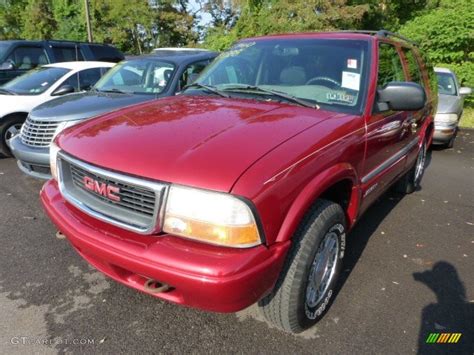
[259,199,346,333]
[0,115,25,157]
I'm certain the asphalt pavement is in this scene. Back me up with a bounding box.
[0,130,473,354]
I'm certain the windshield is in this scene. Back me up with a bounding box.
[191,39,369,113]
[436,72,457,96]
[0,43,9,60]
[95,59,176,94]
[2,66,70,95]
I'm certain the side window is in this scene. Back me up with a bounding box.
[52,46,84,62]
[402,48,423,86]
[377,43,405,88]
[418,50,438,98]
[88,45,123,62]
[78,68,103,90]
[61,73,80,92]
[179,60,210,89]
[6,46,48,70]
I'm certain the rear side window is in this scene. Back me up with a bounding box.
[377,43,405,88]
[88,45,123,62]
[79,67,105,90]
[402,48,423,86]
[52,46,84,62]
[5,46,49,70]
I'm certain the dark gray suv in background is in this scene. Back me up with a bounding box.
[10,50,218,179]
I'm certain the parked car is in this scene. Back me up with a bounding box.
[152,47,213,55]
[0,61,114,157]
[40,30,436,333]
[433,67,472,148]
[10,50,218,178]
[0,40,124,85]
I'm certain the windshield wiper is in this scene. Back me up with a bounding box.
[184,83,230,98]
[97,88,128,94]
[222,84,319,109]
[0,88,17,95]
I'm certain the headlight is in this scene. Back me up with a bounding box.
[435,113,458,125]
[49,141,60,181]
[163,185,261,248]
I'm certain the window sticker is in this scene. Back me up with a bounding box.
[326,92,355,104]
[41,81,49,87]
[341,71,360,91]
[347,59,358,69]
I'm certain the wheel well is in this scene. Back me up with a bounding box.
[2,112,28,122]
[319,179,353,214]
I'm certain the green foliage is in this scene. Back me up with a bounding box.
[204,0,369,51]
[21,0,56,40]
[0,0,29,39]
[53,0,87,41]
[399,0,473,104]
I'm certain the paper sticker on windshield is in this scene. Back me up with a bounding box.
[347,59,357,69]
[41,81,49,87]
[341,71,360,91]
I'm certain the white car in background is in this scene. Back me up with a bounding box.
[0,61,114,156]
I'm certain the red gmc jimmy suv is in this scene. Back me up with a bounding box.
[41,30,437,333]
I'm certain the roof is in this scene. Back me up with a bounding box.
[0,39,114,46]
[44,61,116,70]
[127,51,219,64]
[434,67,454,74]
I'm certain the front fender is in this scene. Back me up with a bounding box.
[275,163,360,243]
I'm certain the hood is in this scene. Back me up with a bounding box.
[58,96,336,192]
[436,94,462,114]
[30,91,154,122]
[0,93,42,116]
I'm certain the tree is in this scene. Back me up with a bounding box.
[0,0,29,40]
[52,0,87,41]
[21,0,56,40]
[399,0,473,96]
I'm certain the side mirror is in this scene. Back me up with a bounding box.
[459,87,472,96]
[376,82,426,111]
[53,84,75,96]
[0,61,14,70]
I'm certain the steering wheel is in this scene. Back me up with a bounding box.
[306,76,341,89]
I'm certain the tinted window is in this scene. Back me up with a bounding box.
[95,60,175,94]
[436,72,457,96]
[5,46,49,70]
[88,45,123,62]
[402,48,423,86]
[61,72,80,91]
[79,68,104,90]
[195,39,370,113]
[3,66,69,95]
[0,43,10,60]
[377,43,405,88]
[180,60,210,89]
[52,46,84,61]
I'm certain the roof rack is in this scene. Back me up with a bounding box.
[338,29,418,46]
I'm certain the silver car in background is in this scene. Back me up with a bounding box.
[434,67,472,148]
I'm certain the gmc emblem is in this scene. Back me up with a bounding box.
[83,176,121,202]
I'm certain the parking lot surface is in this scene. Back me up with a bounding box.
[1,130,473,354]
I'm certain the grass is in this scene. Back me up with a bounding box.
[460,107,474,128]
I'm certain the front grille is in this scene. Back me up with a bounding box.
[21,117,60,147]
[58,153,168,234]
[70,164,156,217]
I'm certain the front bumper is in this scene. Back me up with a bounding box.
[433,124,457,144]
[40,180,290,312]
[9,135,51,179]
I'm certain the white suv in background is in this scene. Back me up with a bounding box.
[0,61,114,156]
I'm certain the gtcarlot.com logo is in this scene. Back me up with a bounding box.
[10,336,95,346]
[426,333,462,344]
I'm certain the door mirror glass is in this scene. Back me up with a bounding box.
[459,87,472,96]
[377,82,426,111]
[52,84,75,96]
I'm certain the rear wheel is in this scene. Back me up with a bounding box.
[259,199,346,333]
[395,139,427,194]
[0,115,25,157]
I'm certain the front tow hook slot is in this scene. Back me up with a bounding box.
[144,279,170,294]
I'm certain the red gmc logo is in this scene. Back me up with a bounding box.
[83,176,120,202]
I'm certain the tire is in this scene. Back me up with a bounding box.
[0,115,26,157]
[395,139,427,194]
[259,199,346,333]
[445,130,456,149]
